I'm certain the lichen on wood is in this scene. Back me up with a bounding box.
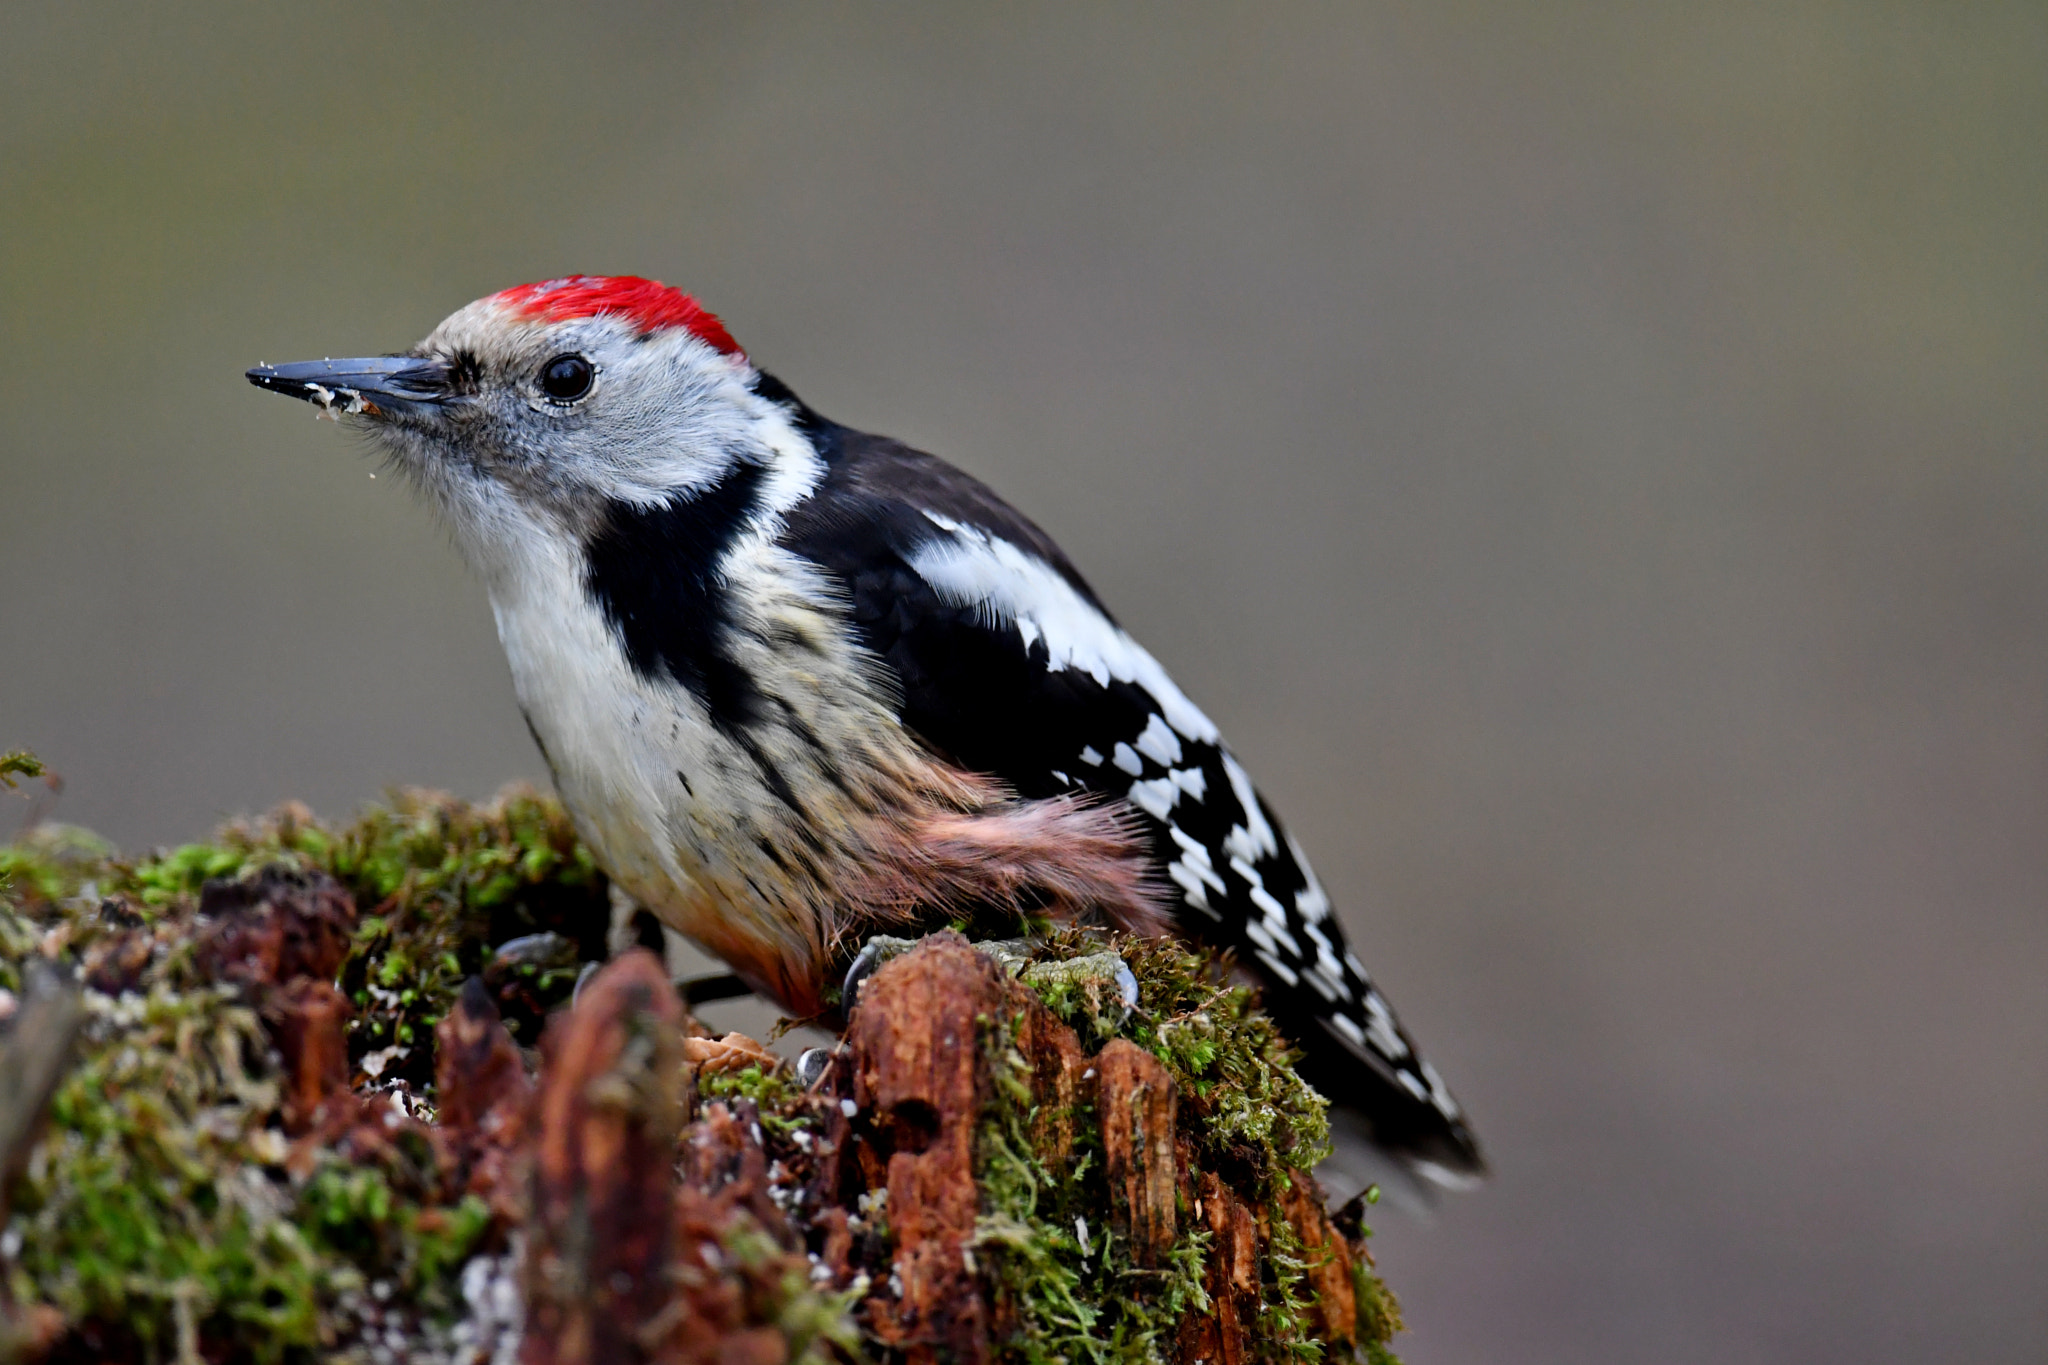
[1,787,1404,1363]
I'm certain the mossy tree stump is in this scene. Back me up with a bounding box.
[0,791,1402,1364]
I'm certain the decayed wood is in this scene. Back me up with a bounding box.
[508,951,829,1365]
[267,977,353,1136]
[523,949,687,1365]
[835,934,1379,1363]
[1186,1171,1263,1365]
[1010,988,1087,1165]
[0,964,84,1361]
[847,932,996,1362]
[189,868,365,1140]
[0,965,84,1193]
[434,975,532,1216]
[8,913,1390,1363]
[678,1098,796,1250]
[1095,1038,1178,1267]
[198,868,357,987]
[1280,1167,1359,1343]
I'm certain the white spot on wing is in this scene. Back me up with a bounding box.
[910,513,1221,742]
[1077,745,1103,767]
[1288,833,1331,925]
[1111,742,1144,776]
[1128,768,1210,821]
[1363,989,1409,1061]
[1421,1060,1461,1119]
[1246,884,1302,956]
[1219,753,1277,863]
[1254,949,1300,987]
[1410,1158,1485,1192]
[1329,1012,1368,1050]
[1127,775,1178,820]
[1166,858,1220,916]
[1133,713,1183,767]
[1167,825,1227,893]
[1301,922,1352,1005]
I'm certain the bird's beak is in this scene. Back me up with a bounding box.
[245,356,449,418]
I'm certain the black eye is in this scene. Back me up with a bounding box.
[538,354,594,402]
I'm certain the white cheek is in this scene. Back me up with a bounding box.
[546,345,817,508]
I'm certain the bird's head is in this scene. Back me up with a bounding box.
[248,277,811,555]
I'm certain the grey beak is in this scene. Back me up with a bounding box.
[246,356,448,416]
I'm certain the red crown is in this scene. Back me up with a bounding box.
[492,276,743,356]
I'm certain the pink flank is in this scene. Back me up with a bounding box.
[491,276,743,356]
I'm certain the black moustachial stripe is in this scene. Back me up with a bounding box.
[583,461,768,734]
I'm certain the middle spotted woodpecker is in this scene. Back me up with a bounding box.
[247,275,1484,1200]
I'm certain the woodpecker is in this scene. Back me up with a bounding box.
[247,276,1483,1199]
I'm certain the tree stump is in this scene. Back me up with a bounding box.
[0,789,1403,1364]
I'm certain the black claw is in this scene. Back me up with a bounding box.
[570,960,600,1007]
[795,1047,833,1087]
[841,939,888,1007]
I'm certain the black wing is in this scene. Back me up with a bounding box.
[772,392,1483,1181]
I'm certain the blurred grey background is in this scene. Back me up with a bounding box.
[3,3,2043,1359]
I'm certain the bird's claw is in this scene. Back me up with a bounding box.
[841,933,1138,1027]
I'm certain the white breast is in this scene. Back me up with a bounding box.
[474,506,726,913]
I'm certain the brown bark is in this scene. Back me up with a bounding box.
[1011,989,1088,1166]
[1281,1168,1359,1344]
[522,949,687,1365]
[1095,1039,1178,1267]
[434,975,532,1216]
[847,933,996,1362]
[197,868,358,987]
[516,951,827,1365]
[1185,1172,1262,1365]
[267,977,354,1136]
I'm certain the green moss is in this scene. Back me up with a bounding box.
[295,1167,490,1315]
[980,933,1403,1364]
[0,824,116,919]
[1025,929,1332,1188]
[973,1004,1213,1365]
[715,1218,864,1363]
[1255,1185,1323,1362]
[696,1062,818,1140]
[1352,1253,1406,1365]
[3,790,1405,1361]
[0,752,43,791]
[4,984,331,1361]
[0,787,607,1362]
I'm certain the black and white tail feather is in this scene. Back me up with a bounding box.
[769,380,1485,1204]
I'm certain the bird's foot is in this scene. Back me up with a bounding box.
[840,931,1138,1023]
[1016,950,1141,1033]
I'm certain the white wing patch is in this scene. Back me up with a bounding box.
[1287,833,1332,925]
[1219,753,1278,863]
[1133,712,1183,767]
[1127,767,1209,822]
[1363,989,1409,1061]
[910,512,1221,743]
